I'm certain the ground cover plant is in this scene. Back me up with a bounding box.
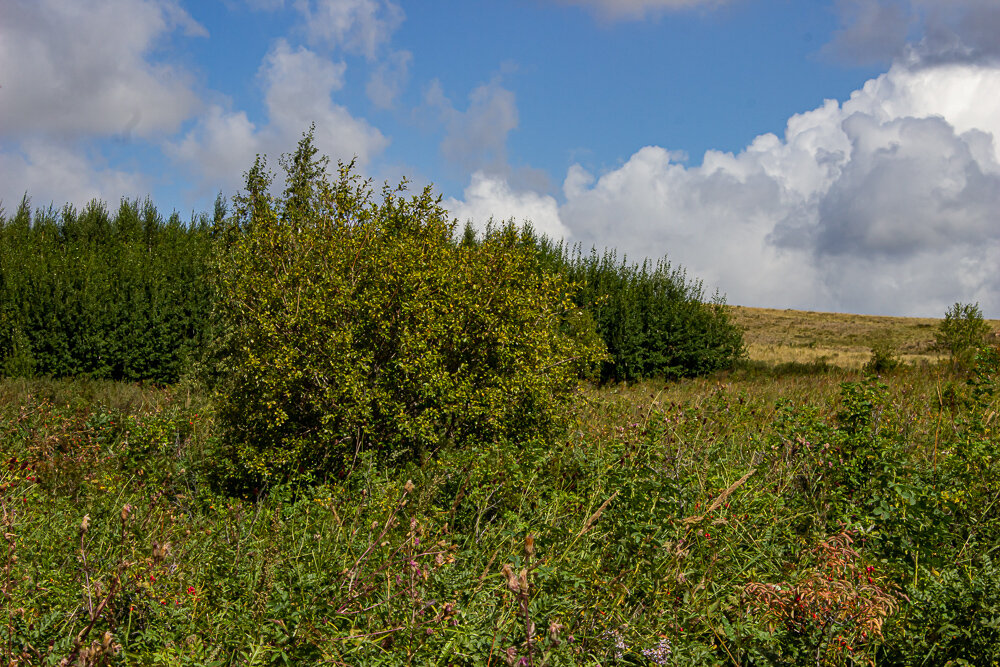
[3,344,1000,665]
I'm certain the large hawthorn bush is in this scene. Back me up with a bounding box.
[210,132,605,484]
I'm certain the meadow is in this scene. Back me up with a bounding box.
[4,308,1000,666]
[730,306,1000,370]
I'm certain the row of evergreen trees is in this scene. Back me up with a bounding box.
[0,196,218,383]
[465,226,745,382]
[0,192,743,385]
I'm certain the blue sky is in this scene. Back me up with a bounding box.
[2,0,1000,317]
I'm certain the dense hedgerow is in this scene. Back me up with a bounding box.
[2,179,742,390]
[209,131,605,484]
[0,195,217,383]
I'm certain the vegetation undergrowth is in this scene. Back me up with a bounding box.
[3,347,1000,665]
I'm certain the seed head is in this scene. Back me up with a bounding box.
[524,533,535,558]
[152,541,171,562]
[502,564,520,593]
[80,514,90,535]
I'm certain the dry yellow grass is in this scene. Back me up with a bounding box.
[729,306,1000,370]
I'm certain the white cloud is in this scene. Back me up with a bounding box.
[167,39,388,198]
[445,172,568,239]
[446,62,1000,316]
[826,0,1000,66]
[293,0,403,59]
[0,140,146,212]
[366,50,412,109]
[554,0,730,21]
[0,0,203,211]
[0,0,204,140]
[427,78,519,176]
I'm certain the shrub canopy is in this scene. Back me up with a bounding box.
[937,302,991,368]
[211,132,605,483]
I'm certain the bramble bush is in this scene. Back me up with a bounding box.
[209,130,605,485]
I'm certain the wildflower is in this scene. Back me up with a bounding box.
[642,637,672,665]
[187,586,196,594]
[548,620,565,644]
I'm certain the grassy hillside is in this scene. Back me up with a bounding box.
[731,305,1000,369]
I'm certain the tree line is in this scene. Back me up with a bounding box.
[0,168,743,389]
[0,196,218,383]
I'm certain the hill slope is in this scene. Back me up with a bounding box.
[730,306,1000,369]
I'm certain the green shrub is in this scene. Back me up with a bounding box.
[863,336,901,375]
[937,302,991,369]
[884,554,1000,665]
[210,130,605,485]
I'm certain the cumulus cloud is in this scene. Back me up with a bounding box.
[426,78,519,177]
[826,0,1000,66]
[445,172,568,239]
[0,140,146,212]
[446,62,1000,316]
[294,0,404,59]
[0,0,204,140]
[553,0,730,21]
[167,39,388,198]
[823,1,914,65]
[0,0,204,210]
[366,50,412,109]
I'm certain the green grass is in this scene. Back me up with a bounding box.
[3,351,1000,665]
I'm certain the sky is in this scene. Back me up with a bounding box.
[2,0,999,317]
